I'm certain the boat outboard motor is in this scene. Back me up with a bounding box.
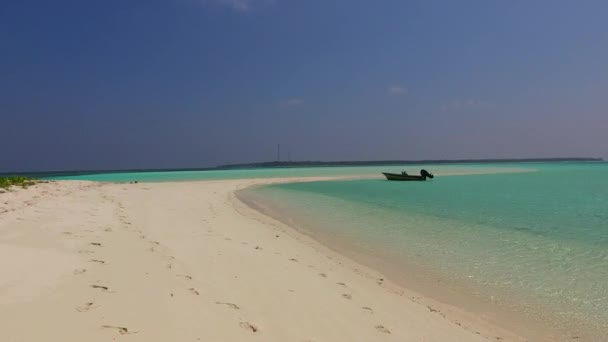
[420,169,434,179]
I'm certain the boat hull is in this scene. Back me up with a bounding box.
[382,173,428,181]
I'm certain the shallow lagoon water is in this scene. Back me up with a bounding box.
[243,163,608,336]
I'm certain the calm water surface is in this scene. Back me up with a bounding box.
[243,163,608,336]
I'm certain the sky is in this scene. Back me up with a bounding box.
[1,0,607,171]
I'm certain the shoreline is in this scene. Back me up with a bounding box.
[0,175,555,341]
[236,184,553,341]
[234,176,600,342]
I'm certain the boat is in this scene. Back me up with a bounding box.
[382,169,434,181]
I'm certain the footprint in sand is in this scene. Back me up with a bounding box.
[362,306,374,314]
[342,294,352,299]
[90,242,102,247]
[336,282,347,287]
[375,325,391,334]
[177,275,193,280]
[189,288,200,295]
[101,325,138,335]
[427,305,439,313]
[104,228,112,232]
[319,273,327,278]
[215,301,240,309]
[78,250,94,254]
[90,285,109,292]
[76,302,97,312]
[290,258,298,262]
[90,259,105,264]
[239,322,259,333]
[73,269,87,275]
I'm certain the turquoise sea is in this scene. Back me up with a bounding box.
[239,162,608,338]
[52,162,607,338]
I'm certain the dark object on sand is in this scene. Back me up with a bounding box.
[382,169,434,181]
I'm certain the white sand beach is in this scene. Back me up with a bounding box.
[0,178,531,341]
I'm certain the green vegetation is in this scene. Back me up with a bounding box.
[0,176,37,189]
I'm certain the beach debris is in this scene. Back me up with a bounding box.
[101,325,138,335]
[239,322,258,333]
[215,301,240,309]
[375,325,391,334]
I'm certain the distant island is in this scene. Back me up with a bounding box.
[1,157,603,178]
[217,157,604,169]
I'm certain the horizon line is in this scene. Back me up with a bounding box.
[1,157,603,177]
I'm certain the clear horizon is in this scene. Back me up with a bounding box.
[2,1,608,172]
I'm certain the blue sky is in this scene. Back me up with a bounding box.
[1,0,607,171]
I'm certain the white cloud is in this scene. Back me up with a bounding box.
[204,0,273,11]
[218,0,252,11]
[387,85,408,95]
[440,99,495,111]
[280,98,304,107]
